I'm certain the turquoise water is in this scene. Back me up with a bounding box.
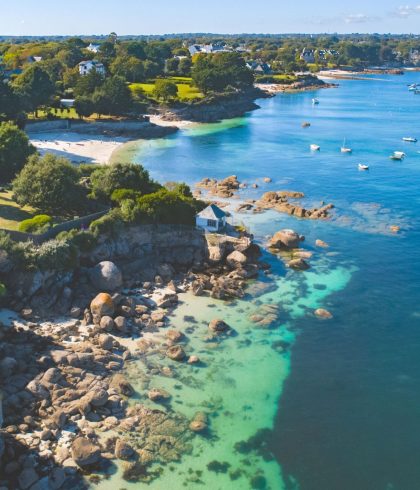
[108,74,420,489]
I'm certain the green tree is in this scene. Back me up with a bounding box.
[178,57,192,76]
[93,76,133,115]
[74,96,94,118]
[90,161,159,201]
[56,47,84,68]
[12,153,86,214]
[0,80,22,122]
[191,52,253,93]
[135,189,201,225]
[153,79,178,101]
[13,65,55,114]
[110,55,144,82]
[0,122,35,183]
[125,41,146,60]
[74,69,104,97]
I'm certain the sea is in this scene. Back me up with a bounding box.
[101,72,420,490]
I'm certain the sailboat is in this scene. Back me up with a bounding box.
[341,138,352,153]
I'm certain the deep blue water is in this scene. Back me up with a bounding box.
[123,73,420,489]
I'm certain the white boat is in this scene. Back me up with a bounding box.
[402,137,417,142]
[408,84,417,91]
[312,98,319,105]
[358,164,369,170]
[390,151,405,160]
[341,138,352,153]
[310,144,320,151]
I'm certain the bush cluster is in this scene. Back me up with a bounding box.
[18,214,52,234]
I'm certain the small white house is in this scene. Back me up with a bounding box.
[78,60,105,76]
[196,204,227,232]
[87,43,101,54]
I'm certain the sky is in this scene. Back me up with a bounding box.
[0,0,420,35]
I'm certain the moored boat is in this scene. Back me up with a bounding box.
[312,98,319,105]
[341,138,352,153]
[390,151,405,160]
[310,144,320,151]
[402,137,417,142]
[358,164,369,170]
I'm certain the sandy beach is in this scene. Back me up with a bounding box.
[29,133,129,164]
[148,114,197,129]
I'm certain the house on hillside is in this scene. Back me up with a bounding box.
[87,43,101,54]
[300,49,315,63]
[188,43,232,56]
[196,204,227,232]
[78,60,105,76]
[409,49,420,65]
[27,56,43,63]
[246,61,272,74]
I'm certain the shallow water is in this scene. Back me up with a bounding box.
[106,73,420,489]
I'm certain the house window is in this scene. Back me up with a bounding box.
[207,219,217,228]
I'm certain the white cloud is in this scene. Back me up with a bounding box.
[395,5,420,16]
[343,13,375,24]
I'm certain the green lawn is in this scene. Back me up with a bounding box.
[272,74,298,82]
[0,190,36,231]
[130,77,204,101]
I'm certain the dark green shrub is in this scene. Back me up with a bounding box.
[89,162,160,202]
[134,189,203,225]
[18,214,52,234]
[111,188,142,203]
[35,239,78,270]
[90,209,125,237]
[56,229,97,252]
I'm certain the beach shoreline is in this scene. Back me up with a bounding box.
[29,132,128,165]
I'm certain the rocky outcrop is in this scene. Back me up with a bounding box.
[196,175,241,198]
[4,224,206,312]
[256,190,334,219]
[269,229,305,249]
[157,88,268,123]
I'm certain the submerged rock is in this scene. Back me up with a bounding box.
[166,330,183,343]
[115,439,135,460]
[166,345,186,361]
[287,258,310,270]
[314,308,333,319]
[189,411,208,432]
[148,388,171,402]
[208,318,230,333]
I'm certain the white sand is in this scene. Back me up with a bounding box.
[29,133,129,165]
[148,114,196,129]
